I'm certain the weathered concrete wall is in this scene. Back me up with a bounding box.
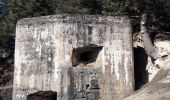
[13,14,134,100]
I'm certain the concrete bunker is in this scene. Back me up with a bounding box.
[13,14,134,100]
[72,45,103,66]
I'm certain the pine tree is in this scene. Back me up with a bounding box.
[1,0,170,42]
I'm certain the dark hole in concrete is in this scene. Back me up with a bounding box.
[72,45,103,67]
[86,84,90,89]
[133,47,149,90]
[27,91,57,100]
[88,26,92,35]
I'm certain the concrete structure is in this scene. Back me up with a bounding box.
[13,14,134,100]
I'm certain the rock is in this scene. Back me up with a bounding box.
[147,40,170,81]
[124,64,170,100]
[125,33,170,100]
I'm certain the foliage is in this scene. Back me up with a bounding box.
[0,0,170,36]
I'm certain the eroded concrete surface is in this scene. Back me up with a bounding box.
[13,14,133,100]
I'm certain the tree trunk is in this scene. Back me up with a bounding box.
[140,13,160,59]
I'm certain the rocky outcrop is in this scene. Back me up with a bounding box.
[124,63,170,100]
[126,32,170,100]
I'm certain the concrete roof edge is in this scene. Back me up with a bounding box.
[16,14,130,27]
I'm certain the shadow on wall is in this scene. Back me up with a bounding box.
[133,47,149,90]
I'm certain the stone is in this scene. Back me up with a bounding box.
[147,39,170,81]
[124,63,170,100]
[125,32,170,100]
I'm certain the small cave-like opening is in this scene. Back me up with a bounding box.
[133,47,149,90]
[72,46,103,67]
[27,91,57,100]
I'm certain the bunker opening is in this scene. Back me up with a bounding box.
[72,46,103,67]
[27,91,57,100]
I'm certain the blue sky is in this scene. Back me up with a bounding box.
[0,0,5,7]
[0,0,4,5]
[0,0,5,14]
